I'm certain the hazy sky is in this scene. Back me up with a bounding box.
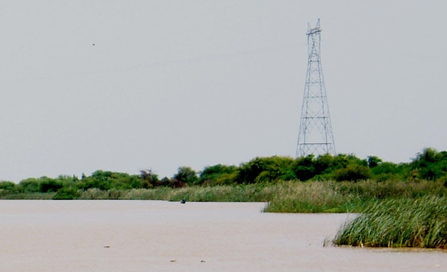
[1,0,447,182]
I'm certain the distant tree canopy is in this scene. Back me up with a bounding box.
[173,167,198,186]
[1,148,447,198]
[199,164,238,185]
[411,148,447,181]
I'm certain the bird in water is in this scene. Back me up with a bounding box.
[180,199,186,204]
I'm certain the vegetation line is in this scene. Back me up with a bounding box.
[1,147,446,198]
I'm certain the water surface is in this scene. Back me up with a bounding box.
[0,201,445,271]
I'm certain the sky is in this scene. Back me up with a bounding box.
[1,0,447,182]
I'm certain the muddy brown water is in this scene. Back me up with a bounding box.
[0,201,445,271]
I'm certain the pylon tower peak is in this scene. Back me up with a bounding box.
[296,19,336,157]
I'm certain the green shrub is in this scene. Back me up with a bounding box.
[17,178,41,193]
[333,164,372,182]
[53,188,80,200]
[199,164,238,184]
[0,181,17,193]
[237,156,296,184]
[40,179,63,193]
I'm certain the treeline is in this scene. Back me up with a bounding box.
[1,147,447,199]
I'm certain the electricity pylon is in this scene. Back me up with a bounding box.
[296,19,336,157]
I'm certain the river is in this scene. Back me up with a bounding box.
[0,200,445,271]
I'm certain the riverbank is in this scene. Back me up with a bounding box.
[2,180,446,214]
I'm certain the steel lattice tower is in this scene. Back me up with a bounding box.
[296,19,336,157]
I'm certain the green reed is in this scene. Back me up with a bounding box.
[333,196,447,249]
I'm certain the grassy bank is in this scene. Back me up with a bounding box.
[2,180,446,213]
[0,192,55,200]
[0,183,278,202]
[333,196,447,249]
[77,184,278,202]
[264,179,446,213]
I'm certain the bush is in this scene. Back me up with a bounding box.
[53,188,80,200]
[237,156,296,184]
[17,178,41,193]
[333,164,372,182]
[0,181,17,193]
[199,164,239,185]
[40,179,63,193]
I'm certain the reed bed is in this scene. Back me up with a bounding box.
[263,181,365,213]
[0,192,55,200]
[333,196,447,249]
[76,180,447,214]
[78,184,278,202]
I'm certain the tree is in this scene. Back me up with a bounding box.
[18,178,41,193]
[39,179,63,193]
[367,156,383,168]
[315,153,334,174]
[0,181,16,194]
[294,154,316,181]
[173,167,198,186]
[237,156,296,184]
[411,148,447,181]
[199,164,238,185]
[140,169,159,188]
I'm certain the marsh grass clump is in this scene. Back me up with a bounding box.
[1,192,55,200]
[73,184,278,202]
[263,181,364,213]
[336,180,447,199]
[333,196,447,249]
[263,180,447,213]
[152,184,277,202]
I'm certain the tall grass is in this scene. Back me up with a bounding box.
[78,184,278,202]
[0,192,55,200]
[263,181,362,213]
[335,179,447,199]
[333,196,447,249]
